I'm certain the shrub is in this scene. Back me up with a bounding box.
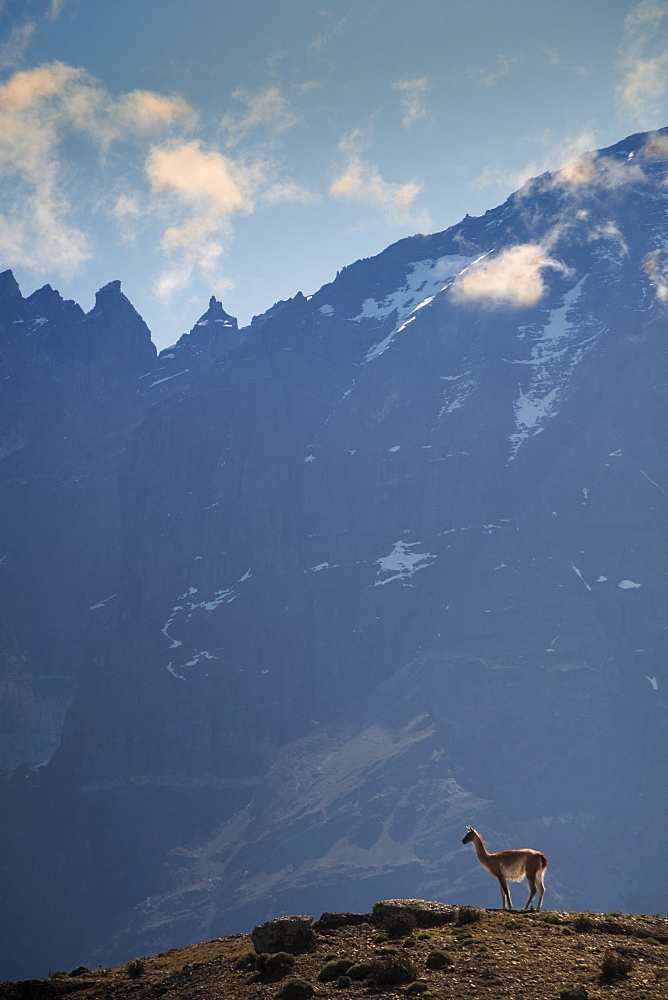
[600,951,633,981]
[369,954,415,986]
[234,950,257,970]
[277,978,315,1000]
[573,914,595,932]
[559,986,588,1000]
[252,915,315,955]
[425,949,454,970]
[126,959,145,979]
[456,906,482,926]
[383,910,418,939]
[264,952,296,980]
[318,959,354,981]
[405,981,430,995]
[336,975,352,988]
[347,961,374,981]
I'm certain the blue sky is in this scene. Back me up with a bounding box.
[0,0,666,349]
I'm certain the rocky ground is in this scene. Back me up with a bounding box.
[1,901,666,1000]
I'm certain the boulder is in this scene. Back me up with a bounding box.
[372,899,458,928]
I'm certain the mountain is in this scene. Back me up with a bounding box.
[0,128,666,979]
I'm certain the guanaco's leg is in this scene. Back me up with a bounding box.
[498,875,513,910]
[523,876,537,910]
[535,869,545,911]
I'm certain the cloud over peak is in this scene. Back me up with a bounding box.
[451,244,569,309]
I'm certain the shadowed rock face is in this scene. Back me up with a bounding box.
[1,128,667,979]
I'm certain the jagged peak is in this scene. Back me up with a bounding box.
[195,295,237,329]
[0,269,22,302]
[90,280,150,332]
[26,283,64,312]
[94,279,124,307]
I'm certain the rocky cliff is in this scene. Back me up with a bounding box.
[0,129,666,979]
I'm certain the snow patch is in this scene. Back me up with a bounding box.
[27,316,48,335]
[507,279,602,459]
[89,594,118,611]
[161,570,252,659]
[374,540,436,586]
[618,579,642,589]
[354,255,474,363]
[145,368,189,389]
[318,304,334,316]
[364,316,415,363]
[640,469,666,494]
[437,371,477,418]
[571,562,592,591]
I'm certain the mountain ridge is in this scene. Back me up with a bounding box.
[0,127,666,979]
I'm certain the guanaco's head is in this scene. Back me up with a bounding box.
[462,826,476,845]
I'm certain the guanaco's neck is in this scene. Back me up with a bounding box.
[472,830,491,863]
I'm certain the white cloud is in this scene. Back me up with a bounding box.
[146,142,249,216]
[588,221,628,256]
[642,130,668,155]
[145,141,254,304]
[616,0,668,127]
[468,54,521,88]
[261,180,320,207]
[0,60,320,304]
[556,153,598,187]
[475,128,598,193]
[543,47,592,77]
[392,76,429,127]
[0,63,93,276]
[0,20,35,68]
[643,249,668,300]
[221,86,302,145]
[47,0,75,18]
[451,244,569,309]
[0,61,198,281]
[0,186,91,276]
[329,129,429,228]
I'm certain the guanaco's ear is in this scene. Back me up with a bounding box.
[466,825,473,831]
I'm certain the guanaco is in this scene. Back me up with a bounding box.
[462,826,547,910]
